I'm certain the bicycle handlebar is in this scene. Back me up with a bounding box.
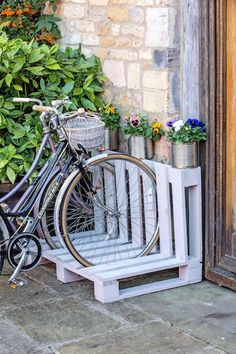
[33,105,53,113]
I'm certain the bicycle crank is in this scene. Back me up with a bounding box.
[7,233,42,288]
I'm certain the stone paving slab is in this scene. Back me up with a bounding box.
[0,263,235,354]
[54,321,225,354]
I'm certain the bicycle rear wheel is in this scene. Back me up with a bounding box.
[60,154,159,266]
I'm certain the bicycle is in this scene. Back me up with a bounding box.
[0,97,159,287]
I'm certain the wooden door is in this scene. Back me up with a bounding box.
[204,0,236,290]
[223,0,236,272]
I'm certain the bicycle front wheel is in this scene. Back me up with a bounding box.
[60,154,159,266]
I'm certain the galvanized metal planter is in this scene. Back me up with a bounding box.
[171,142,198,168]
[104,127,118,151]
[128,136,153,159]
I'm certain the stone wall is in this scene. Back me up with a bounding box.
[57,0,181,160]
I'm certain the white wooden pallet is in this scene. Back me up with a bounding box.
[42,161,202,303]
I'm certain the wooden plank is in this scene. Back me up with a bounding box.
[182,0,200,119]
[154,163,173,257]
[188,169,202,260]
[169,168,188,261]
[95,258,187,282]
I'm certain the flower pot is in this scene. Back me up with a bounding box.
[128,136,153,159]
[171,142,198,168]
[104,127,118,151]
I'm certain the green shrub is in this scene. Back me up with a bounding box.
[0,0,60,44]
[0,31,107,183]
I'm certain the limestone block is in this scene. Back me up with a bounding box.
[88,7,106,22]
[143,70,169,90]
[136,0,154,5]
[155,0,179,5]
[139,49,152,60]
[145,8,179,47]
[94,48,110,58]
[143,89,168,113]
[111,24,121,36]
[111,0,133,3]
[81,34,99,46]
[121,24,145,38]
[103,60,126,87]
[75,20,95,33]
[107,7,130,22]
[101,37,116,47]
[59,4,85,20]
[130,7,145,23]
[127,63,141,89]
[89,0,109,5]
[117,38,143,48]
[110,49,138,61]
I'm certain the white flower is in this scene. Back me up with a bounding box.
[172,120,184,132]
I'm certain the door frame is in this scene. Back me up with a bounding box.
[182,0,236,289]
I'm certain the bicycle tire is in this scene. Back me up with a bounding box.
[60,153,159,266]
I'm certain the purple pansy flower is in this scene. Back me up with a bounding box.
[166,118,178,128]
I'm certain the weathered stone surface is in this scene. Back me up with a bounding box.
[110,49,138,61]
[88,7,106,22]
[58,3,85,20]
[81,33,99,45]
[153,48,180,68]
[145,7,179,47]
[56,321,222,354]
[127,63,141,89]
[0,319,50,354]
[100,36,116,47]
[121,24,145,38]
[130,6,145,23]
[107,7,130,22]
[143,89,168,112]
[103,60,126,87]
[89,0,109,5]
[75,20,95,32]
[143,70,169,90]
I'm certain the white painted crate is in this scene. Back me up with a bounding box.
[42,161,202,303]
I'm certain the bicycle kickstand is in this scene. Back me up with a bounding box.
[8,250,28,289]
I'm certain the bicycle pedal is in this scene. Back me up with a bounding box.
[9,278,27,289]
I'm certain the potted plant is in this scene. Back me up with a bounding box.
[122,113,153,159]
[100,103,120,151]
[166,118,207,168]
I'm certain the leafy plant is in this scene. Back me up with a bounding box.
[0,31,107,183]
[122,113,153,139]
[99,103,120,130]
[166,118,207,144]
[0,0,60,44]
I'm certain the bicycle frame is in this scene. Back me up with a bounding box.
[0,140,72,237]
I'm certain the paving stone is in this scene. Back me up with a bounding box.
[26,264,95,299]
[0,269,59,312]
[55,321,223,354]
[0,319,52,354]
[125,281,236,324]
[5,297,125,345]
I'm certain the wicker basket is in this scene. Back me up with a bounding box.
[63,113,105,150]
